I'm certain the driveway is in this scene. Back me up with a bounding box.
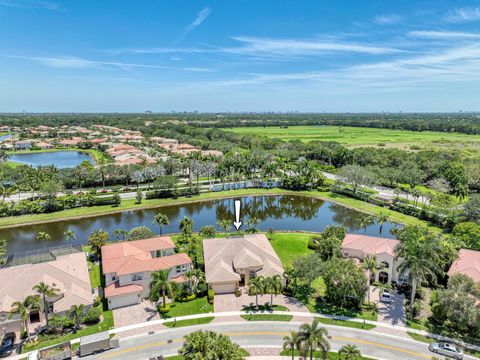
[113,300,160,328]
[370,287,407,327]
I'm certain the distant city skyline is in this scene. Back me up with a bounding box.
[1,0,480,112]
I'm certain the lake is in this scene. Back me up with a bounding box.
[1,195,398,255]
[9,151,94,168]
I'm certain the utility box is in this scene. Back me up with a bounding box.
[79,331,112,357]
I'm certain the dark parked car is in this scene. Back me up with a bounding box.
[0,332,16,357]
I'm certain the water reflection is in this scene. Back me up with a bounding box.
[9,151,94,168]
[1,195,397,254]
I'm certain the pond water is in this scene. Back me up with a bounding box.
[9,151,94,168]
[0,134,12,142]
[2,195,398,255]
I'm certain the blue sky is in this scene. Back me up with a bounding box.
[1,0,480,112]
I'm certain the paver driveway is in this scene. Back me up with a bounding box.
[113,300,161,328]
[370,286,407,327]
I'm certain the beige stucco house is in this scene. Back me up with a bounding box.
[101,236,192,309]
[0,252,94,333]
[342,234,409,284]
[203,234,285,294]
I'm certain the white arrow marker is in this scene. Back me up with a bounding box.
[233,199,242,230]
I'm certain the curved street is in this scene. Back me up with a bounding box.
[81,321,473,360]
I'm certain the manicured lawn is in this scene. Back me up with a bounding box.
[241,304,293,322]
[161,296,213,319]
[308,299,378,322]
[225,125,480,151]
[280,349,374,359]
[407,318,428,331]
[316,316,375,330]
[88,262,102,288]
[269,232,314,267]
[163,316,214,328]
[21,308,114,352]
[407,332,434,344]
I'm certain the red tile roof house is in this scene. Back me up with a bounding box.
[342,234,409,284]
[448,249,480,283]
[101,237,192,309]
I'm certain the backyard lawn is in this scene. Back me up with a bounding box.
[161,296,213,319]
[269,232,314,266]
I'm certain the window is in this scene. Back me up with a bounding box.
[132,274,142,281]
[182,264,187,271]
[156,250,162,257]
[249,271,256,279]
[176,265,181,273]
[398,273,409,284]
[111,275,117,281]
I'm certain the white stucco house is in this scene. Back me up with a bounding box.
[342,234,409,284]
[101,236,192,309]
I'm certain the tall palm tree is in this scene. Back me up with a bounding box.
[63,229,76,246]
[184,269,205,294]
[149,269,173,308]
[361,255,385,304]
[248,276,265,308]
[338,344,362,359]
[376,211,389,234]
[283,331,301,360]
[112,228,129,240]
[394,227,442,318]
[153,213,170,236]
[36,231,51,248]
[264,275,283,306]
[359,215,376,235]
[69,304,85,330]
[9,295,41,340]
[32,282,59,327]
[299,319,330,360]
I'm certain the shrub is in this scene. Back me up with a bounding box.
[159,304,171,314]
[307,237,317,250]
[82,307,102,325]
[234,288,242,297]
[208,289,214,304]
[178,294,197,302]
[93,296,102,308]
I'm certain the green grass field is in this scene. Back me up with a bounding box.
[269,232,314,266]
[226,125,480,151]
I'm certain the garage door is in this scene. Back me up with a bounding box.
[108,293,140,309]
[212,283,236,294]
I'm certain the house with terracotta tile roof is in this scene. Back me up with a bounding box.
[448,249,480,283]
[101,236,192,309]
[203,234,285,294]
[342,234,409,284]
[0,252,94,333]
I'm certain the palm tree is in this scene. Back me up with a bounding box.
[69,304,85,330]
[248,276,265,308]
[36,231,51,248]
[9,295,41,340]
[299,319,330,360]
[149,269,173,308]
[153,213,170,236]
[63,229,76,246]
[283,331,301,360]
[338,344,362,359]
[32,282,59,327]
[394,227,442,318]
[359,215,376,235]
[217,219,231,237]
[0,238,7,265]
[376,211,389,234]
[184,269,205,294]
[112,228,129,240]
[264,275,283,306]
[246,217,260,233]
[361,255,385,304]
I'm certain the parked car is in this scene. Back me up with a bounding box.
[380,290,393,303]
[429,342,464,359]
[0,332,16,357]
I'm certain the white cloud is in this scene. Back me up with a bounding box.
[175,7,212,44]
[0,0,58,10]
[408,30,480,40]
[1,55,214,72]
[373,14,402,25]
[446,7,480,22]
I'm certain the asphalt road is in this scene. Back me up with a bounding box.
[82,321,452,360]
